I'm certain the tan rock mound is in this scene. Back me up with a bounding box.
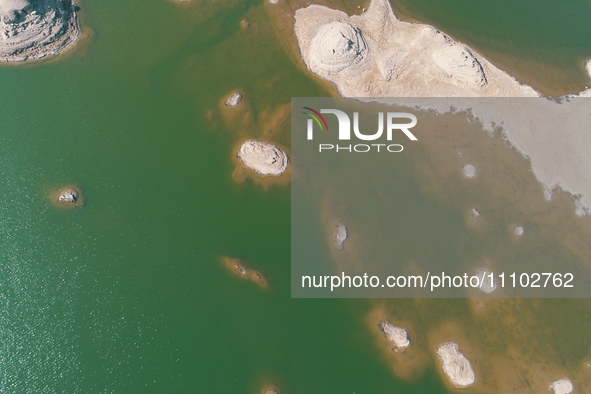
[436,342,475,388]
[308,22,369,76]
[379,320,410,352]
[222,257,268,288]
[224,91,243,108]
[50,184,84,209]
[0,0,79,62]
[332,223,348,250]
[237,140,288,176]
[294,0,539,97]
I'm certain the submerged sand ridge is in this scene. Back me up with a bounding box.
[0,0,79,62]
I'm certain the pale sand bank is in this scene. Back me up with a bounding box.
[0,0,79,62]
[294,0,591,215]
[436,342,475,388]
[237,140,288,176]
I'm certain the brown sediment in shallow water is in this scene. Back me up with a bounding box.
[49,184,84,209]
[366,306,429,381]
[366,298,591,392]
[459,299,591,392]
[308,104,591,388]
[221,256,268,289]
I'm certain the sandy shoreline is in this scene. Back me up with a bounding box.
[294,0,591,215]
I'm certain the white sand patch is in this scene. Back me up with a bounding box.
[550,379,573,394]
[0,0,79,62]
[237,140,288,176]
[436,342,475,387]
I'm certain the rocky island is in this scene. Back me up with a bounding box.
[50,185,83,209]
[294,0,538,98]
[237,140,288,176]
[222,256,268,289]
[224,91,243,108]
[378,320,410,353]
[436,342,475,388]
[0,0,79,62]
[332,223,348,250]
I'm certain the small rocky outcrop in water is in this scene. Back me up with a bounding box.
[332,223,348,250]
[50,185,83,209]
[59,188,77,202]
[0,0,79,62]
[436,342,475,388]
[461,164,477,179]
[261,384,280,394]
[224,91,243,108]
[237,140,288,176]
[469,208,480,224]
[378,320,410,353]
[222,257,268,288]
